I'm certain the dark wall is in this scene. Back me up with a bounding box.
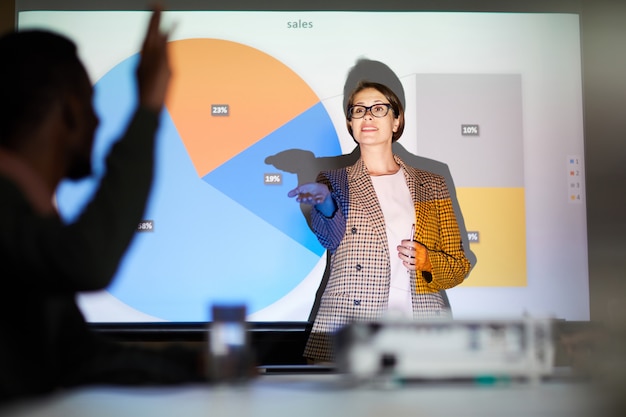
[0,0,14,34]
[581,0,626,324]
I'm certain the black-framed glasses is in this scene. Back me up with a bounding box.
[348,103,393,119]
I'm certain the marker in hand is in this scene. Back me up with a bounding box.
[407,223,415,275]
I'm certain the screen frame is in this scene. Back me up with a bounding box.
[13,0,591,335]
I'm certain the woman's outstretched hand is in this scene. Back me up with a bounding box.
[287,182,330,205]
[288,183,336,217]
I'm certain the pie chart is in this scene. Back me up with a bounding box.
[56,39,341,321]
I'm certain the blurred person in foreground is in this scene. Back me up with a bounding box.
[0,8,205,403]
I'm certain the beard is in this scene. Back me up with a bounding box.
[66,154,92,180]
[66,125,96,181]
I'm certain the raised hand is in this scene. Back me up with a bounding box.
[136,6,171,111]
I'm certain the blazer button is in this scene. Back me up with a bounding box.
[351,227,357,234]
[355,264,362,271]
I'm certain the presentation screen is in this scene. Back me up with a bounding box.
[16,3,589,322]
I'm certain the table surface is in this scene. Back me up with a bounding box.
[0,373,609,417]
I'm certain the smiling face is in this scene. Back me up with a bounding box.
[345,81,405,145]
[348,87,400,148]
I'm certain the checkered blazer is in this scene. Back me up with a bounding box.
[304,155,471,361]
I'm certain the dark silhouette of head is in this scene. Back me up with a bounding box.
[0,30,98,180]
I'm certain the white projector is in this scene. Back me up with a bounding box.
[334,317,555,383]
